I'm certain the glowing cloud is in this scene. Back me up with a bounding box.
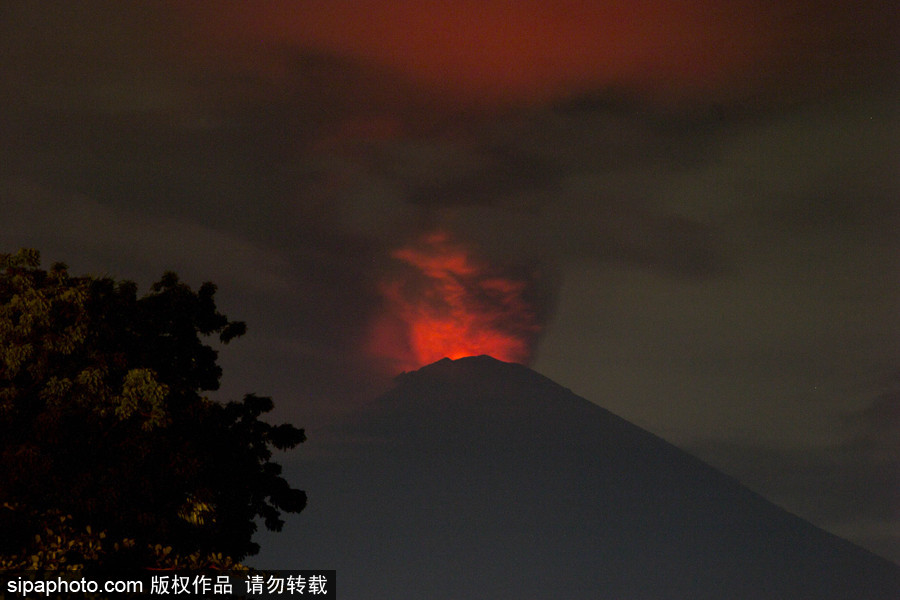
[182,1,893,107]
[367,232,541,372]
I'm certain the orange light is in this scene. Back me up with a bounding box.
[367,232,540,372]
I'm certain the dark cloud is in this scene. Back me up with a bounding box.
[4,1,892,283]
[406,144,560,207]
[845,383,900,464]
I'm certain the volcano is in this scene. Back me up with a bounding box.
[255,356,900,599]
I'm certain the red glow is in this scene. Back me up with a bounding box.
[187,1,794,106]
[367,232,540,372]
[176,1,893,109]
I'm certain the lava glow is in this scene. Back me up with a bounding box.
[367,232,541,372]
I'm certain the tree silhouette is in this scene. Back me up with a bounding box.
[0,249,305,570]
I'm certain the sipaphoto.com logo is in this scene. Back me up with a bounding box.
[6,574,143,597]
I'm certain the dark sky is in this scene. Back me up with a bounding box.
[2,1,898,561]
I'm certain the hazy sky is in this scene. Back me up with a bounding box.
[2,1,898,561]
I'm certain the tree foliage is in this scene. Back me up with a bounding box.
[0,249,306,570]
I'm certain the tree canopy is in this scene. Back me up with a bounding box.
[0,249,305,570]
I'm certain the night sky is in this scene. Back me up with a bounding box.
[2,2,898,562]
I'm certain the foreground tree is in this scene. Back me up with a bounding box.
[0,249,305,570]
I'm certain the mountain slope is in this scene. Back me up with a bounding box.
[255,356,900,599]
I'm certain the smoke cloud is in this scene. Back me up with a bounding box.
[366,232,544,373]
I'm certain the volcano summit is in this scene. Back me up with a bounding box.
[256,356,900,599]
